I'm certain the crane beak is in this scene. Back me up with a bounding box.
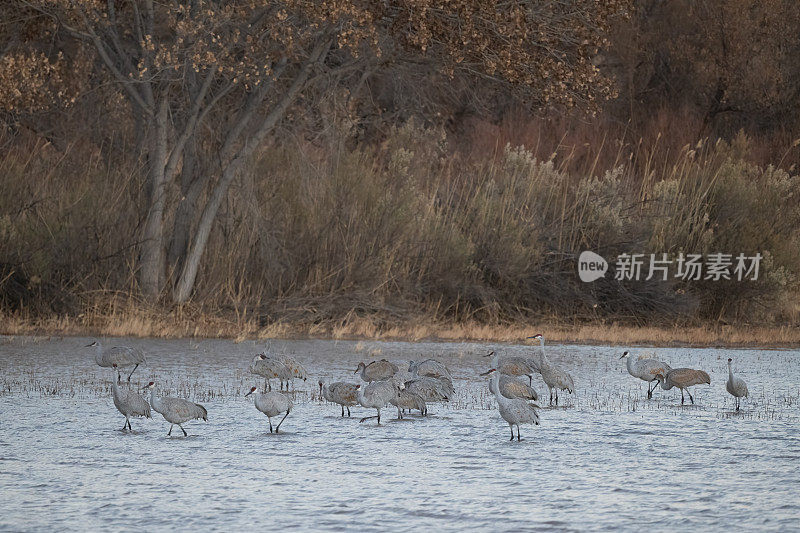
[244,389,254,397]
[482,351,494,358]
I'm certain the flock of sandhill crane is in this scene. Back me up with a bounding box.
[91,334,750,441]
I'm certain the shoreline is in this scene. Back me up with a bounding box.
[2,311,798,349]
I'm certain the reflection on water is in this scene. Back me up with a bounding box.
[1,336,798,530]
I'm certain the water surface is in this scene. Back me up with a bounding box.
[1,336,798,531]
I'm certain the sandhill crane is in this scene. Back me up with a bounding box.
[245,386,292,433]
[654,368,711,405]
[319,381,360,417]
[249,353,283,391]
[486,369,540,441]
[89,340,146,383]
[409,359,452,381]
[355,360,399,382]
[726,358,748,411]
[528,334,574,406]
[357,379,399,425]
[484,351,539,386]
[141,382,208,436]
[275,353,308,391]
[620,351,672,399]
[404,376,454,402]
[494,372,538,401]
[391,386,427,418]
[109,364,150,431]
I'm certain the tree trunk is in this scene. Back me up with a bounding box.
[167,137,207,282]
[172,40,331,303]
[139,98,169,299]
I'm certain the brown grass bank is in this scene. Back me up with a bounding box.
[2,301,799,348]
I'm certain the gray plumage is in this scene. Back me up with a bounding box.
[404,376,454,402]
[89,340,146,383]
[357,379,399,425]
[726,358,748,411]
[319,381,360,417]
[143,382,207,436]
[355,360,399,382]
[487,369,540,441]
[655,368,711,405]
[246,386,292,433]
[409,359,452,381]
[485,351,540,386]
[528,334,574,406]
[391,388,427,418]
[498,374,538,401]
[110,370,150,431]
[249,352,307,391]
[620,351,672,399]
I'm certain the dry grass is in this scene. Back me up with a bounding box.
[3,302,799,348]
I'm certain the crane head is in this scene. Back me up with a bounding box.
[139,382,155,392]
[527,334,543,340]
[619,351,629,359]
[354,362,365,373]
[479,368,497,376]
[85,340,98,347]
[727,357,732,363]
[482,351,495,358]
[257,354,267,360]
[245,386,257,397]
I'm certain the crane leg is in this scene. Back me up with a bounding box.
[127,364,139,382]
[268,419,273,433]
[681,389,685,404]
[555,390,559,406]
[341,405,345,417]
[510,425,515,440]
[179,424,187,436]
[122,418,129,431]
[549,389,553,406]
[687,390,695,404]
[377,409,381,426]
[127,419,132,431]
[275,411,289,433]
[517,425,521,441]
[346,406,351,417]
[168,424,173,436]
[736,398,740,411]
[117,370,122,384]
[528,375,533,387]
[647,381,655,399]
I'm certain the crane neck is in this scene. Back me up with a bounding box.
[728,361,734,381]
[149,386,162,411]
[538,338,549,365]
[626,354,636,374]
[489,373,507,405]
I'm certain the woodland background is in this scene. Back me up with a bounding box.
[1,1,799,339]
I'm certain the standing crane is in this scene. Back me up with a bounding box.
[485,369,540,441]
[480,370,538,401]
[245,386,292,433]
[357,379,399,425]
[620,351,672,399]
[528,334,574,406]
[141,382,208,436]
[355,360,399,382]
[319,381,360,417]
[89,340,146,383]
[390,385,427,418]
[109,364,150,431]
[654,368,711,405]
[404,376,454,402]
[408,359,452,381]
[726,358,748,411]
[484,351,540,387]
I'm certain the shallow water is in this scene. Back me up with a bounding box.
[1,336,798,531]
